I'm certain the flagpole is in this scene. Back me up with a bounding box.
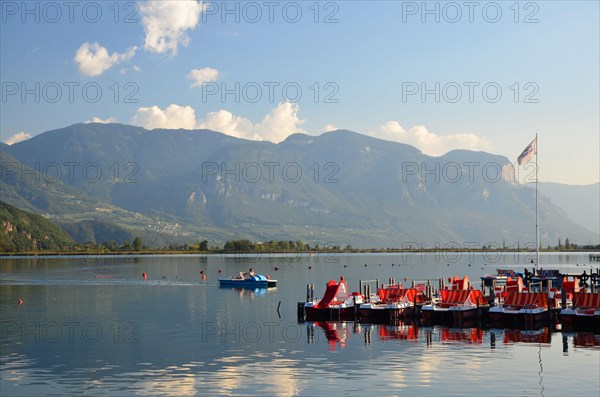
[535,133,539,273]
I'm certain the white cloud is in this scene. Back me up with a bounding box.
[74,42,137,77]
[133,65,141,72]
[85,116,117,124]
[129,102,304,142]
[131,104,197,129]
[253,102,305,142]
[324,124,338,132]
[4,132,31,145]
[198,109,253,138]
[198,102,305,143]
[370,121,492,156]
[139,1,204,55]
[188,67,220,88]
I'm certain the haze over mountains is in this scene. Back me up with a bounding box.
[1,123,598,248]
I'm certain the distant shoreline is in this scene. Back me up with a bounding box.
[1,248,599,257]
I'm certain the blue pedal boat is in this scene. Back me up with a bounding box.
[219,274,277,288]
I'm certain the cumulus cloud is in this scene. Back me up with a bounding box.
[129,102,304,142]
[131,104,197,129]
[74,42,137,77]
[253,102,305,142]
[324,124,338,132]
[198,109,253,138]
[139,1,204,55]
[4,132,31,145]
[370,121,492,156]
[198,102,305,143]
[84,116,117,124]
[188,67,220,88]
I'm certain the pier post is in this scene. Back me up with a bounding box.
[488,290,495,307]
[297,302,306,322]
[427,280,432,302]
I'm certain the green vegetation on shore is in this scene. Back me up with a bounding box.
[2,237,598,256]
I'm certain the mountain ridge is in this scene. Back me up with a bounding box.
[2,123,598,248]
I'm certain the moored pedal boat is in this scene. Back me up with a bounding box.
[422,276,489,324]
[304,277,363,321]
[359,285,426,323]
[489,291,550,327]
[560,292,600,331]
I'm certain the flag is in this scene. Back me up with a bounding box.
[517,137,537,165]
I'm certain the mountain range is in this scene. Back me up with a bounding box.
[1,123,598,248]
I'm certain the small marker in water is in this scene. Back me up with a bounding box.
[202,274,206,281]
[142,272,147,280]
[218,269,222,273]
[18,298,24,305]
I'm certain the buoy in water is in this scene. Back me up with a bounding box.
[142,272,147,280]
[274,267,279,271]
[308,266,312,269]
[200,270,205,275]
[218,269,222,273]
[18,297,24,305]
[202,274,206,281]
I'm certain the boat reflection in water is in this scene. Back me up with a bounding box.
[305,321,352,351]
[225,287,272,300]
[303,321,599,353]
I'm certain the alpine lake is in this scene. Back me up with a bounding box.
[1,252,599,396]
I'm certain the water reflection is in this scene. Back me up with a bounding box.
[2,254,599,396]
[303,321,600,352]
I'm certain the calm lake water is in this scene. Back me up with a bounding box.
[1,252,599,396]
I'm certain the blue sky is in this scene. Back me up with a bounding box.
[1,1,598,184]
